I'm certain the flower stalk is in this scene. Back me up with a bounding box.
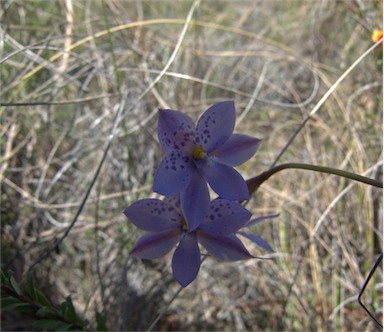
[247,163,383,196]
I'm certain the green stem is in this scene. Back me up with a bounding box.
[247,163,383,196]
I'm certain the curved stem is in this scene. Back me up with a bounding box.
[247,163,383,196]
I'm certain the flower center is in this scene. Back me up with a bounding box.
[180,218,188,232]
[192,146,207,160]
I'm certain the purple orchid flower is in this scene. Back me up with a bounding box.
[153,100,261,231]
[124,197,269,287]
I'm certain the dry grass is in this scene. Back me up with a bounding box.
[1,0,382,331]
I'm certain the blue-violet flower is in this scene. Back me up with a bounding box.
[153,100,261,231]
[124,197,273,287]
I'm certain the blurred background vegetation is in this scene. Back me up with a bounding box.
[1,0,382,330]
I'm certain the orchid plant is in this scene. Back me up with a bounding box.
[124,101,276,287]
[123,99,382,295]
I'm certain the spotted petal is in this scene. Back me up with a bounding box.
[124,199,180,232]
[153,150,194,196]
[198,232,253,261]
[199,160,249,200]
[130,228,181,259]
[172,233,201,287]
[238,232,274,252]
[200,199,251,234]
[212,134,261,167]
[181,172,210,232]
[195,101,236,153]
[158,109,196,154]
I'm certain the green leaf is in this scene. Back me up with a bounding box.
[32,319,73,331]
[62,296,77,321]
[1,297,35,313]
[9,275,22,295]
[34,288,52,308]
[1,296,21,307]
[96,311,108,331]
[3,301,32,312]
[38,304,61,317]
[36,306,47,317]
[0,270,8,285]
[26,271,36,300]
[1,297,33,312]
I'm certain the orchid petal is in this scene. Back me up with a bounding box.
[198,232,253,261]
[172,233,201,287]
[124,199,180,232]
[195,101,236,153]
[158,109,196,154]
[130,228,181,259]
[244,213,280,228]
[200,199,251,234]
[181,172,210,232]
[212,134,261,166]
[153,150,194,196]
[238,232,274,252]
[199,160,249,200]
